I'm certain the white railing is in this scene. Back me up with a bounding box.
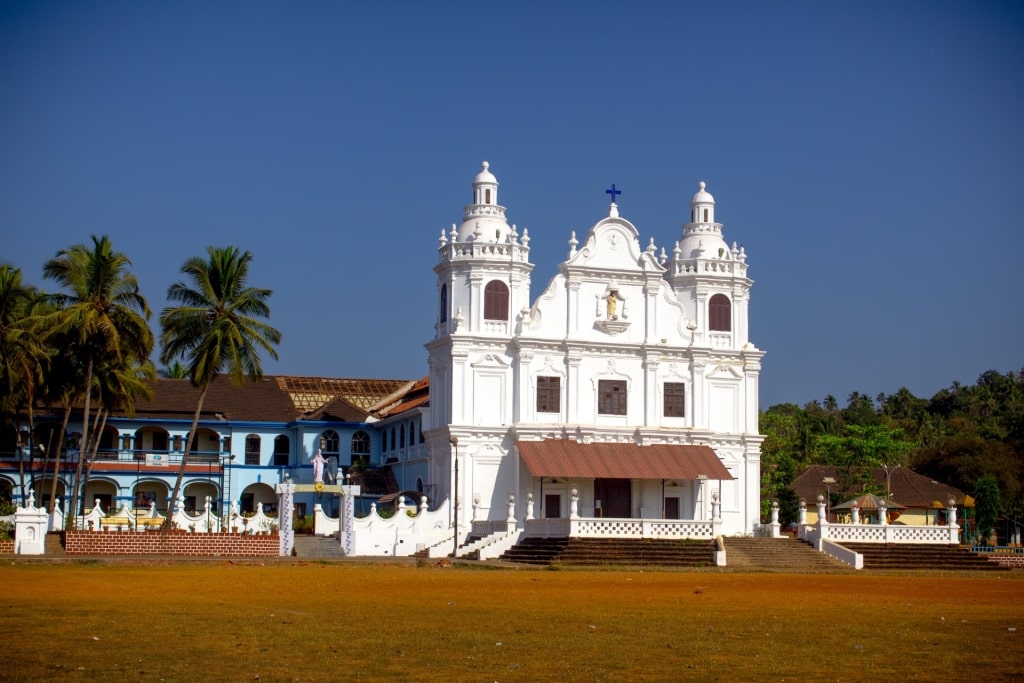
[524,517,717,540]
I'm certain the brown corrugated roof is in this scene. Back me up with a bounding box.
[516,440,733,480]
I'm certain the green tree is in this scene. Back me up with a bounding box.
[160,360,189,379]
[815,424,917,494]
[159,246,281,526]
[43,235,153,521]
[0,264,49,504]
[973,474,1001,545]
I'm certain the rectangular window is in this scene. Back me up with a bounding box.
[536,376,560,413]
[598,380,627,416]
[664,382,686,418]
[245,436,261,465]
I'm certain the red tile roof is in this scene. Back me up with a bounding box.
[516,439,733,480]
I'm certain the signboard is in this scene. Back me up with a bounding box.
[145,453,168,467]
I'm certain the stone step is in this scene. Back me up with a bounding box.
[841,543,1001,571]
[45,532,66,556]
[292,535,346,559]
[723,537,851,572]
[500,538,715,567]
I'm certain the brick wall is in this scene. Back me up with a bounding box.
[0,538,14,554]
[65,531,279,557]
[986,555,1024,569]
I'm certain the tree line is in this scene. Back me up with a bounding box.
[761,371,1024,525]
[0,236,281,528]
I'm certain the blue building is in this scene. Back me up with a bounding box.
[0,375,429,522]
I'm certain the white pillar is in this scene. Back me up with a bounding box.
[569,488,579,520]
[851,505,860,525]
[526,492,535,521]
[878,502,888,526]
[769,500,781,538]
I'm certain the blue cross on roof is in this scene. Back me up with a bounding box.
[605,184,621,204]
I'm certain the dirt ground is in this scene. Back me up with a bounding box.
[2,561,1022,681]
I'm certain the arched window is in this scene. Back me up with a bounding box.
[400,425,406,449]
[439,284,448,323]
[484,280,509,321]
[381,429,388,452]
[408,423,415,447]
[320,430,340,457]
[245,434,261,465]
[390,428,396,451]
[273,435,290,466]
[351,431,370,457]
[709,294,731,332]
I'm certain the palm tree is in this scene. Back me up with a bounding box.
[160,246,281,527]
[43,235,153,524]
[80,355,156,511]
[160,360,189,379]
[0,264,49,504]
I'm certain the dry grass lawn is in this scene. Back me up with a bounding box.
[2,561,1022,682]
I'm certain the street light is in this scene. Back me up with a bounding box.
[883,463,899,502]
[449,435,459,559]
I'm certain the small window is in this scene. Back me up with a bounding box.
[598,380,627,416]
[381,430,388,452]
[245,435,261,465]
[709,294,731,332]
[664,383,685,418]
[536,376,560,413]
[391,428,396,451]
[400,425,406,449]
[273,435,289,467]
[351,431,370,456]
[484,280,509,321]
[439,284,448,323]
[320,430,340,457]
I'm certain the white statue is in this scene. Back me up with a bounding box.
[311,449,327,483]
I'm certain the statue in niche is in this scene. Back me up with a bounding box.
[599,290,624,320]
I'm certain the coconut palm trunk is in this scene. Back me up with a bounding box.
[165,383,210,528]
[66,357,93,527]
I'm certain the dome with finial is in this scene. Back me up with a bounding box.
[691,180,715,207]
[456,161,512,243]
[474,160,497,185]
[677,180,728,260]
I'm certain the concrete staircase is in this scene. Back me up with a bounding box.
[292,535,346,560]
[723,537,852,572]
[45,532,66,556]
[499,537,716,568]
[841,543,1002,571]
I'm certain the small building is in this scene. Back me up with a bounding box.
[790,464,968,526]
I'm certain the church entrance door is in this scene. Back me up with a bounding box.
[594,478,631,518]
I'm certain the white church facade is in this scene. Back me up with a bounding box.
[0,161,765,554]
[420,162,764,541]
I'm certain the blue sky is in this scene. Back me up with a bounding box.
[2,1,1022,409]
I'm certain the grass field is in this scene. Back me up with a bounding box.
[2,560,1022,682]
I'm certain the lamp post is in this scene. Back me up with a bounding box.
[822,477,836,523]
[883,463,899,502]
[449,435,459,558]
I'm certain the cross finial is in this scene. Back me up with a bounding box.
[605,184,621,204]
